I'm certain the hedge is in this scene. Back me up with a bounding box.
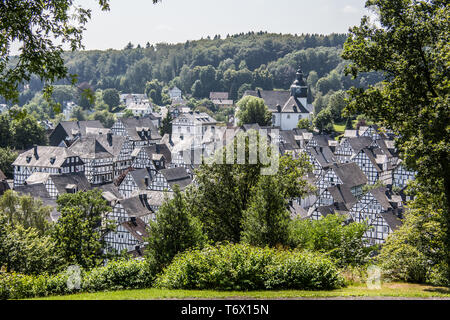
[0,259,154,300]
[155,243,344,290]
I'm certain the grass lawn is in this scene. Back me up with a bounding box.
[29,282,450,300]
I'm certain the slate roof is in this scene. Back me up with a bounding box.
[119,195,154,218]
[347,136,374,154]
[129,189,173,207]
[159,167,192,190]
[12,146,77,168]
[50,173,91,194]
[243,89,291,111]
[129,167,156,189]
[137,144,172,165]
[210,92,229,100]
[69,137,113,159]
[332,162,368,187]
[280,96,310,113]
[119,117,161,141]
[326,184,357,209]
[370,187,393,210]
[50,120,105,146]
[308,146,336,169]
[15,183,51,198]
[96,134,129,160]
[121,217,149,243]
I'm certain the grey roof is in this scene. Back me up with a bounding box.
[119,195,154,218]
[308,146,336,168]
[129,168,156,189]
[50,173,91,195]
[309,134,335,148]
[139,144,172,165]
[69,137,113,159]
[12,146,77,168]
[280,96,310,113]
[326,184,357,209]
[347,136,373,154]
[159,167,192,190]
[121,217,149,242]
[332,162,368,187]
[380,210,402,231]
[15,184,51,198]
[97,183,123,199]
[59,120,104,135]
[370,187,393,210]
[119,117,162,141]
[129,189,172,207]
[96,134,128,159]
[244,90,291,111]
[289,201,309,220]
[210,92,229,100]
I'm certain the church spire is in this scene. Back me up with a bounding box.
[290,66,307,98]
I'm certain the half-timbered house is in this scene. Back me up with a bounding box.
[348,187,403,245]
[12,146,84,187]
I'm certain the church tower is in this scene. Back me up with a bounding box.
[290,67,308,108]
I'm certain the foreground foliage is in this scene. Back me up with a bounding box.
[155,244,344,291]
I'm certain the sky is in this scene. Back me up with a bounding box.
[74,0,369,51]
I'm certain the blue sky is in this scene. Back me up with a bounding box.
[75,0,368,51]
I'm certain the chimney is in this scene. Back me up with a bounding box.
[257,88,261,98]
[130,216,137,226]
[33,145,38,159]
[107,132,113,146]
[144,175,149,187]
[276,104,281,113]
[155,143,160,154]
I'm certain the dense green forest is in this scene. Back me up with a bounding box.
[2,32,383,119]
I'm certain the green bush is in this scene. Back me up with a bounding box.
[155,243,344,291]
[0,258,155,300]
[82,259,154,292]
[288,215,374,267]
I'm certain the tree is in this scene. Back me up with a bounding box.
[327,90,347,122]
[0,190,52,235]
[236,96,272,126]
[0,114,13,148]
[288,214,372,267]
[313,108,334,133]
[11,114,48,149]
[342,0,449,282]
[0,0,161,102]
[0,223,63,275]
[145,186,206,273]
[51,190,112,269]
[0,148,18,178]
[241,175,290,247]
[102,88,120,112]
[297,118,313,132]
[70,106,87,121]
[188,131,313,243]
[160,111,173,136]
[145,79,164,105]
[91,110,116,128]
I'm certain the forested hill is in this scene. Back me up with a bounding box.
[11,31,382,110]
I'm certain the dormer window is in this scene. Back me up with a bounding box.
[26,156,32,163]
[50,157,56,164]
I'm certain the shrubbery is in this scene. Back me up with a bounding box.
[0,259,154,300]
[155,243,344,291]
